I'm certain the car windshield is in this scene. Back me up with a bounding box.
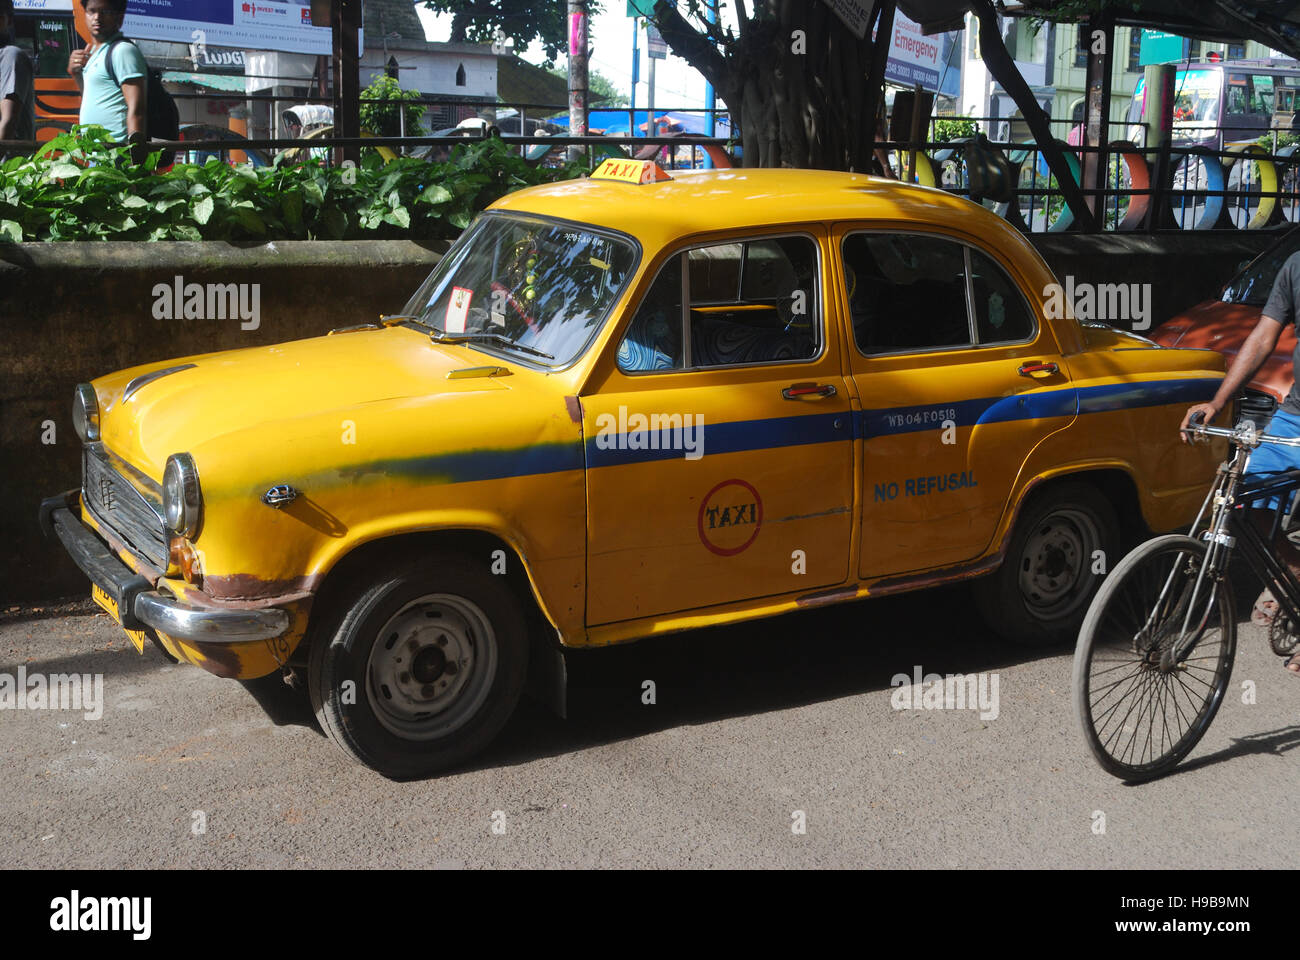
[1222,230,1300,305]
[399,214,638,366]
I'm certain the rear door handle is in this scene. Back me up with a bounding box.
[1018,361,1059,378]
[782,383,837,400]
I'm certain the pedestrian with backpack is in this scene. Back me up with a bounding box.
[68,0,146,145]
[67,0,180,167]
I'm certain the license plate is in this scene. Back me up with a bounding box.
[91,583,147,654]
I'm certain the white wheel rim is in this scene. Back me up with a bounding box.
[365,593,497,741]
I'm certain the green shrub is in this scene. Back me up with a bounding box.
[1256,131,1300,155]
[359,75,428,138]
[0,127,585,243]
[932,117,979,143]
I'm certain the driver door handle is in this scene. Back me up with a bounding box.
[782,383,837,400]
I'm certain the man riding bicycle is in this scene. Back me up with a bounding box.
[1182,252,1300,674]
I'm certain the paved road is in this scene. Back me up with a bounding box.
[2,584,1297,869]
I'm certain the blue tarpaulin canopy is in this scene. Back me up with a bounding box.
[546,110,730,136]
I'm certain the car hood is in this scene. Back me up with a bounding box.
[92,325,546,478]
[1151,298,1295,403]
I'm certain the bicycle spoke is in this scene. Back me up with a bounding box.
[1075,536,1235,781]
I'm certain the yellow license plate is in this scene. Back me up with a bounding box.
[91,583,147,654]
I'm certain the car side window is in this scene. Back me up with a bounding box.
[619,236,820,373]
[618,255,684,372]
[688,236,819,367]
[968,248,1034,344]
[843,233,971,353]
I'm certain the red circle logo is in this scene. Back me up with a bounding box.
[697,479,763,556]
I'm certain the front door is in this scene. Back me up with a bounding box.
[584,231,855,625]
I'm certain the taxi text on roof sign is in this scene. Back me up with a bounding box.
[590,158,674,184]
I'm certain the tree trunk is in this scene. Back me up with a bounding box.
[654,0,882,170]
[449,12,471,43]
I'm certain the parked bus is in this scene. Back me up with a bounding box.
[1127,58,1300,149]
[11,1,82,142]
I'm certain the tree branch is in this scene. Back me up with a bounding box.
[970,0,1095,228]
[653,0,730,94]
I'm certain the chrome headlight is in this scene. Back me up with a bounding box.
[163,453,203,539]
[73,384,99,443]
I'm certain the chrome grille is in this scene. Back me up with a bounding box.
[82,446,169,570]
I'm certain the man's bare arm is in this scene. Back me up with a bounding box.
[1179,315,1286,440]
[67,47,88,92]
[122,78,146,138]
[0,97,16,140]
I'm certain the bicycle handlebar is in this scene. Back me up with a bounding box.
[1182,415,1300,449]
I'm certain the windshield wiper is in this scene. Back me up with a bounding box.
[430,331,555,360]
[380,314,433,328]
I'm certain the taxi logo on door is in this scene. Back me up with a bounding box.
[698,479,763,556]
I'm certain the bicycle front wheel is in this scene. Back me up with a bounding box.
[1073,535,1237,782]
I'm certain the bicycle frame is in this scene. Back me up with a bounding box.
[1171,418,1300,663]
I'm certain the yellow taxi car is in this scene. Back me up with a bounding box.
[41,160,1226,777]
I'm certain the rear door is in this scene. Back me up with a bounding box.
[836,226,1078,578]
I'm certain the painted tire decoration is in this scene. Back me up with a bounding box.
[911,150,938,188]
[1170,147,1225,230]
[1045,140,1081,234]
[1278,144,1300,222]
[1225,143,1277,230]
[1108,140,1148,231]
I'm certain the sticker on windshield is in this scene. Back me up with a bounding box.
[446,287,473,333]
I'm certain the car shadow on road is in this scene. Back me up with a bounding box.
[225,583,1066,773]
[464,583,1067,777]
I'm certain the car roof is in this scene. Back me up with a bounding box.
[490,168,1029,254]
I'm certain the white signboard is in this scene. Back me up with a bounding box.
[821,0,873,40]
[875,12,947,92]
[108,0,352,57]
[13,1,75,11]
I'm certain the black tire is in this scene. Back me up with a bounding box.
[974,481,1120,645]
[307,552,529,779]
[1073,535,1236,782]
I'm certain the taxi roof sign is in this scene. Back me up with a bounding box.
[590,159,674,184]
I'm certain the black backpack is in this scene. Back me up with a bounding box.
[103,37,180,164]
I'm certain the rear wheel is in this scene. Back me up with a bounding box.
[975,481,1119,645]
[308,553,529,779]
[1073,535,1236,782]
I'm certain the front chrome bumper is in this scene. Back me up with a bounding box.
[40,491,289,645]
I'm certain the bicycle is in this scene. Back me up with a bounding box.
[1073,412,1300,782]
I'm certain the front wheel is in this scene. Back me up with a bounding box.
[308,553,529,779]
[1073,535,1236,782]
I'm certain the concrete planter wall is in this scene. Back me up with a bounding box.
[0,230,1282,604]
[1,240,441,604]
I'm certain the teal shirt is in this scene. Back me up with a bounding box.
[79,34,147,140]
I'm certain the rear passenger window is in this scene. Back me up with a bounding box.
[842,233,1035,354]
[968,249,1034,344]
[843,233,971,353]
